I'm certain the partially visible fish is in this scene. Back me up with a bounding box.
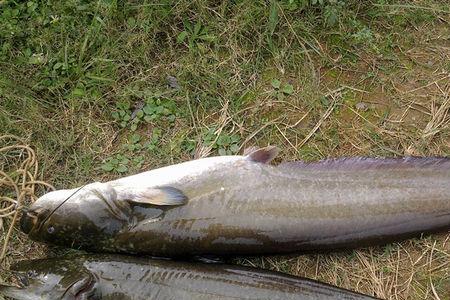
[0,254,379,300]
[20,146,450,257]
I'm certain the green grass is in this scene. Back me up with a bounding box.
[1,0,450,299]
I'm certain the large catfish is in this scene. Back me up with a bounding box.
[20,146,450,256]
[0,254,379,300]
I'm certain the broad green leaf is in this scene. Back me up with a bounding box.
[127,17,136,27]
[116,165,128,173]
[53,62,63,70]
[153,128,162,136]
[177,31,188,43]
[143,104,154,115]
[156,106,164,114]
[271,79,281,89]
[198,34,216,42]
[230,144,240,153]
[194,21,202,35]
[28,55,43,65]
[72,88,85,97]
[182,19,192,32]
[217,135,231,146]
[281,84,294,95]
[130,133,141,143]
[101,163,114,172]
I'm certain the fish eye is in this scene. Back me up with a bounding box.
[47,225,55,234]
[27,270,37,278]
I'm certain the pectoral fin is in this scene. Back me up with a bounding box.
[126,186,188,206]
[246,146,279,164]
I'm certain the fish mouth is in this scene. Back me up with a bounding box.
[20,207,48,235]
[20,209,37,235]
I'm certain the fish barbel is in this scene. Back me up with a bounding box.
[20,146,450,256]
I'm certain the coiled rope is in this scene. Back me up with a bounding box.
[0,135,54,262]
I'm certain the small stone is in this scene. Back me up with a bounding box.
[355,102,369,111]
[167,75,180,89]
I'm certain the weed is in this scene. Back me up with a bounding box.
[216,134,241,155]
[202,127,241,155]
[124,133,142,152]
[143,129,162,152]
[271,79,294,100]
[111,94,178,131]
[177,20,216,51]
[284,0,345,26]
[112,101,132,128]
[101,154,130,173]
[142,95,177,124]
[101,128,163,173]
[181,139,197,155]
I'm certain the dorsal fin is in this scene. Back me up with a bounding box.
[246,146,279,164]
[243,146,259,156]
[279,156,450,171]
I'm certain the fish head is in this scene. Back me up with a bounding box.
[0,258,97,300]
[20,182,131,249]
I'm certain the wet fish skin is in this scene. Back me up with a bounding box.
[21,147,450,256]
[0,254,379,300]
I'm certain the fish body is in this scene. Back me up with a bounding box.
[0,254,379,300]
[21,147,450,256]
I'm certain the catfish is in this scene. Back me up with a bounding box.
[0,254,379,300]
[20,146,450,256]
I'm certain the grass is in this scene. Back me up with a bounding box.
[1,0,450,298]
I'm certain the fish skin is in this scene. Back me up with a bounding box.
[21,148,450,256]
[0,254,379,300]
